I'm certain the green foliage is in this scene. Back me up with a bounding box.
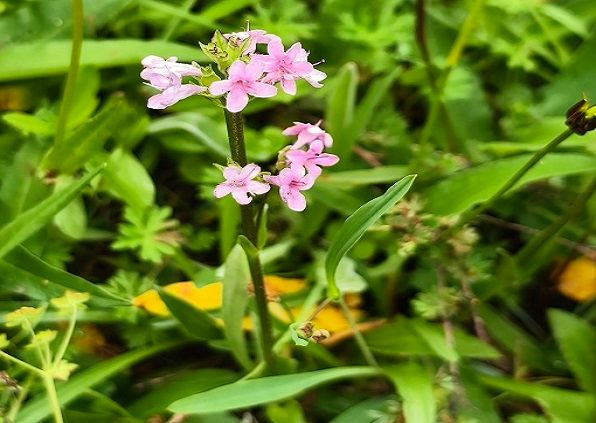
[112,206,181,263]
[1,0,595,421]
[169,367,380,414]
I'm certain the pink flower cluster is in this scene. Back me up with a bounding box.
[141,29,325,111]
[214,122,338,211]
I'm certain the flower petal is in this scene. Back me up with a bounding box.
[248,181,271,195]
[231,189,252,205]
[226,87,249,112]
[238,163,261,180]
[247,82,277,98]
[281,78,297,95]
[214,183,233,198]
[209,80,233,96]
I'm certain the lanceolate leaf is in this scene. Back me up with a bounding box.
[169,367,380,414]
[0,40,206,82]
[424,153,596,216]
[325,175,416,299]
[3,246,127,304]
[157,287,222,340]
[480,375,596,423]
[386,363,436,423]
[0,165,104,260]
[548,309,596,394]
[222,244,252,369]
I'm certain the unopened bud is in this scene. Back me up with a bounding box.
[565,97,596,135]
[310,329,330,343]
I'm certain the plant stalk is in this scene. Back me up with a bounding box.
[223,110,275,372]
[54,0,84,150]
[444,128,574,237]
[338,299,379,367]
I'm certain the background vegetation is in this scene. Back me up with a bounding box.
[0,0,595,422]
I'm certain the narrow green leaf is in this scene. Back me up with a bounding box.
[128,369,237,418]
[149,113,229,158]
[3,246,127,304]
[330,395,395,423]
[479,304,557,373]
[386,362,436,423]
[103,149,156,212]
[424,154,596,216]
[0,40,206,82]
[326,62,358,160]
[169,367,380,414]
[410,319,458,362]
[480,375,596,423]
[44,97,132,173]
[318,165,408,186]
[157,287,222,340]
[18,342,182,423]
[345,69,400,154]
[1,113,54,135]
[222,245,253,369]
[218,195,240,260]
[0,165,104,260]
[548,309,596,394]
[364,317,500,359]
[325,175,416,299]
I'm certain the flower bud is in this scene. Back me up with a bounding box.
[565,97,596,135]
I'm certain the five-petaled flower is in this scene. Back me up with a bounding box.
[214,164,270,205]
[141,56,204,109]
[285,142,339,178]
[254,39,327,95]
[209,60,277,113]
[283,121,333,149]
[264,167,316,212]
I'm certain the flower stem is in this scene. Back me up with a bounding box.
[444,128,574,237]
[42,374,64,423]
[53,307,78,367]
[54,0,84,151]
[338,299,379,367]
[223,110,275,373]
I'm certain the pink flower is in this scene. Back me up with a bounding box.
[141,55,204,109]
[209,60,277,113]
[255,39,326,95]
[147,84,205,109]
[264,167,316,212]
[141,56,201,88]
[282,121,333,149]
[285,142,339,177]
[223,30,279,55]
[214,164,270,205]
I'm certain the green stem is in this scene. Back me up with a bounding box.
[54,0,84,151]
[42,374,64,423]
[338,299,379,367]
[516,176,596,264]
[0,350,44,376]
[53,307,78,367]
[223,110,275,372]
[445,128,574,237]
